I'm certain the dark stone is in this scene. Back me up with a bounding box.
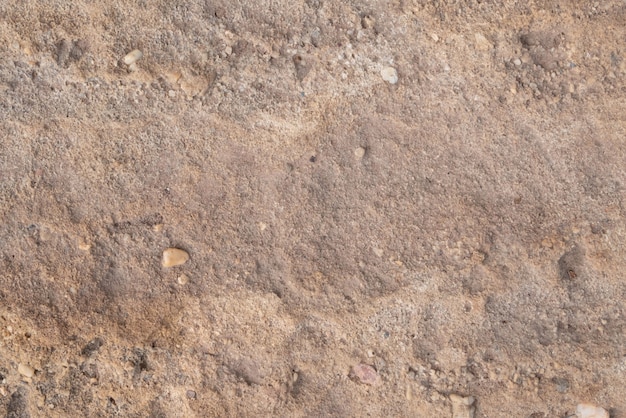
[7,387,30,418]
[81,337,104,357]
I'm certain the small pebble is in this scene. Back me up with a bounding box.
[513,58,522,66]
[162,248,190,268]
[576,404,609,418]
[380,67,398,84]
[18,363,35,378]
[123,49,143,65]
[350,364,381,386]
[354,146,366,159]
[186,390,196,399]
[361,15,375,29]
[177,274,189,285]
[450,394,475,418]
[431,33,439,42]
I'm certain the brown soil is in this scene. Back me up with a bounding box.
[0,1,625,417]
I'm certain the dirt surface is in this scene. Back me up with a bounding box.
[1,1,625,417]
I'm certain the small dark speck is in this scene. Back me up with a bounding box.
[309,156,316,163]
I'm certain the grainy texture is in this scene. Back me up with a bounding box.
[0,1,625,416]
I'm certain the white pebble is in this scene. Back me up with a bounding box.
[177,274,189,285]
[576,404,609,418]
[513,58,522,66]
[354,147,366,159]
[162,248,190,268]
[380,67,398,84]
[123,49,143,65]
[18,363,35,378]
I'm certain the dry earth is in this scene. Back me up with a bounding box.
[0,0,625,417]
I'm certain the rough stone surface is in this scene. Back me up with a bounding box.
[0,0,625,416]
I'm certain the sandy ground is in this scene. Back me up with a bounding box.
[0,1,625,417]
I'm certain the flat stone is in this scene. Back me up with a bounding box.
[162,248,190,268]
[18,363,34,378]
[450,394,475,418]
[380,67,398,84]
[350,363,381,386]
[576,404,609,418]
[474,33,492,51]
